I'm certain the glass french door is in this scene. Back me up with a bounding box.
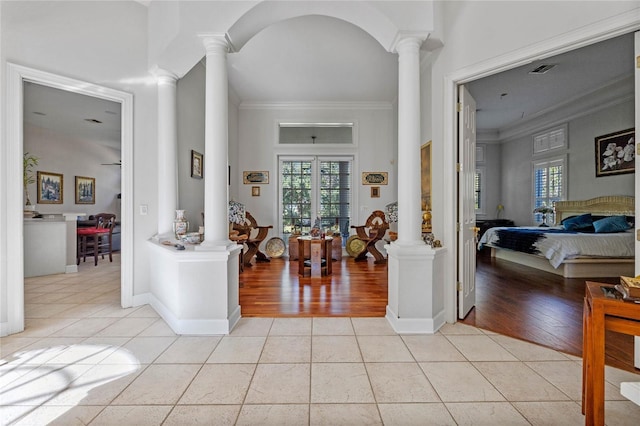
[280,156,352,241]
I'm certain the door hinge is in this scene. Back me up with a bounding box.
[456,222,461,232]
[456,102,462,112]
[457,281,462,291]
[456,163,462,172]
[637,55,640,69]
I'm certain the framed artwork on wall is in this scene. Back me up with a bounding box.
[252,186,260,196]
[595,128,635,177]
[371,186,380,198]
[243,171,269,184]
[191,150,203,179]
[75,176,95,204]
[37,171,63,204]
[421,141,432,210]
[361,172,388,185]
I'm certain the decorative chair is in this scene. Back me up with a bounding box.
[233,211,273,267]
[350,210,389,264]
[77,213,116,266]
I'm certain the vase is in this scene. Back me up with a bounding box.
[173,209,189,239]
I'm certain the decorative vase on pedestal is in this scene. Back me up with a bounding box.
[173,209,189,239]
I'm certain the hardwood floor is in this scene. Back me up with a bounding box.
[239,256,388,317]
[238,250,638,374]
[464,250,637,374]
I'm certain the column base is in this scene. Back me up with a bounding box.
[385,242,447,334]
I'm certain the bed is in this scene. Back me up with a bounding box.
[478,196,635,278]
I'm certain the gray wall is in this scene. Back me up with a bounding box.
[494,99,634,226]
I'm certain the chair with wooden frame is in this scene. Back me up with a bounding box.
[77,213,116,266]
[350,210,389,264]
[233,211,273,267]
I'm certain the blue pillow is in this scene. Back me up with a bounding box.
[593,215,631,233]
[563,213,593,231]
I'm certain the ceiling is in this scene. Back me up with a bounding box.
[467,32,634,132]
[23,16,634,147]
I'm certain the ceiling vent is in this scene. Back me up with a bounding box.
[529,64,556,75]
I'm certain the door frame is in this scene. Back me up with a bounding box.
[4,63,134,335]
[443,15,640,323]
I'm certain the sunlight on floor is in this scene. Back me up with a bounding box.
[1,344,139,424]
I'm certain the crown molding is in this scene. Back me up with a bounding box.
[239,101,393,110]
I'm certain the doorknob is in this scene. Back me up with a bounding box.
[471,226,480,239]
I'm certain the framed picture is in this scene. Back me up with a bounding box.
[251,186,260,196]
[37,171,63,204]
[595,128,635,177]
[191,150,203,179]
[243,171,269,184]
[421,141,432,210]
[361,172,388,185]
[75,176,95,204]
[370,186,380,198]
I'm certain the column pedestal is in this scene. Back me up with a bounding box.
[386,243,446,333]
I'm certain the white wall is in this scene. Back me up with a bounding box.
[0,0,156,314]
[24,124,121,217]
[498,99,634,226]
[427,0,639,322]
[237,104,396,236]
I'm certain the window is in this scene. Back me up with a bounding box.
[279,123,354,145]
[280,157,352,240]
[474,167,485,214]
[533,124,567,155]
[533,156,565,222]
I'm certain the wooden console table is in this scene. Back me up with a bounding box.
[582,281,640,425]
[297,236,332,277]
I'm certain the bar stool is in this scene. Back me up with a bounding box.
[76,213,116,266]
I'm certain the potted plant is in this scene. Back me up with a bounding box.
[23,152,38,207]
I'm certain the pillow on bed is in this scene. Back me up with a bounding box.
[592,215,632,233]
[563,213,594,231]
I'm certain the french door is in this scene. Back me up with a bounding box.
[279,156,352,241]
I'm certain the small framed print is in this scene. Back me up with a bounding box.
[191,150,203,179]
[251,186,260,197]
[75,176,95,204]
[370,186,380,198]
[37,171,63,204]
[362,171,388,185]
[243,171,269,184]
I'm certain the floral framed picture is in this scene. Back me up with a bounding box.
[191,150,203,179]
[37,171,63,204]
[595,128,635,177]
[75,176,95,204]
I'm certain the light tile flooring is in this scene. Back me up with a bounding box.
[2,254,640,425]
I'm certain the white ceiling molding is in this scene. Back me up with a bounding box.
[239,101,393,110]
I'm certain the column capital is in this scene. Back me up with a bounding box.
[154,68,178,87]
[201,34,233,55]
[390,33,428,54]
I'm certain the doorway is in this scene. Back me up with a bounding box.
[4,63,134,335]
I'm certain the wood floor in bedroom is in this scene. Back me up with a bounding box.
[239,250,638,374]
[464,249,636,374]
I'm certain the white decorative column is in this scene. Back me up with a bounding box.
[386,35,446,334]
[156,69,178,238]
[396,37,424,246]
[199,35,233,250]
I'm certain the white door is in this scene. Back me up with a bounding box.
[458,85,477,319]
[633,30,640,368]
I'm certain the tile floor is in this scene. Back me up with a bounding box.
[2,253,640,425]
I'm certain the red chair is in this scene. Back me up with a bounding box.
[77,213,116,266]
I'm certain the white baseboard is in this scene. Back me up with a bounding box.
[65,265,78,274]
[385,306,445,334]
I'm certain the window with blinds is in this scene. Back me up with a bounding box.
[533,156,565,222]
